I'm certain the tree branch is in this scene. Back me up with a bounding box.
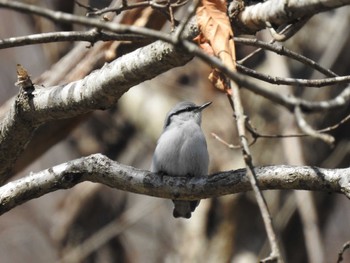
[0,1,349,184]
[236,64,349,87]
[1,0,349,93]
[0,153,348,216]
[234,0,350,34]
[229,79,283,261]
[0,0,169,42]
[0,29,148,49]
[2,0,350,38]
[294,106,335,145]
[234,37,338,78]
[0,39,193,183]
[181,40,350,111]
[4,30,349,88]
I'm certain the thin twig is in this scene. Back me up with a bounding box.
[0,0,171,43]
[0,0,346,91]
[211,132,241,149]
[294,106,335,146]
[246,112,350,142]
[82,0,188,18]
[150,0,189,9]
[87,1,149,16]
[75,1,98,12]
[318,113,350,133]
[235,38,338,77]
[265,16,311,42]
[229,80,284,262]
[238,18,314,66]
[4,0,346,109]
[237,64,345,87]
[337,241,350,263]
[181,40,350,112]
[172,0,199,42]
[236,35,337,79]
[0,30,148,49]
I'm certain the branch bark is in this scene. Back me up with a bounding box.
[234,0,350,34]
[0,30,147,49]
[2,0,349,37]
[0,0,166,41]
[181,40,350,111]
[0,1,349,184]
[0,40,193,183]
[230,80,283,261]
[0,153,348,216]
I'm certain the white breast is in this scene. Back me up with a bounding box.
[151,120,209,177]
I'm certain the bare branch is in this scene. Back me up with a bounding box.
[82,0,189,18]
[211,132,241,149]
[235,37,338,78]
[1,1,348,92]
[294,106,335,145]
[337,241,350,263]
[173,0,200,42]
[0,0,168,42]
[0,2,347,184]
[0,29,148,49]
[87,1,149,16]
[0,39,193,183]
[0,153,347,216]
[318,114,350,133]
[181,39,350,112]
[265,16,312,42]
[246,112,350,141]
[234,0,350,34]
[74,1,97,12]
[229,79,283,262]
[3,31,343,90]
[237,64,348,87]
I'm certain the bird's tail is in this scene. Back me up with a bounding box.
[172,200,200,219]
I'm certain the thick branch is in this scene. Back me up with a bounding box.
[235,0,350,34]
[2,0,349,37]
[0,98,40,179]
[4,31,348,88]
[30,42,192,120]
[0,40,193,183]
[1,1,349,92]
[0,153,348,216]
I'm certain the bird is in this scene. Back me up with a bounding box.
[151,101,211,218]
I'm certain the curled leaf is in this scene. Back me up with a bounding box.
[196,0,237,93]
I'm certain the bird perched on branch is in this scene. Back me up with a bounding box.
[151,101,211,218]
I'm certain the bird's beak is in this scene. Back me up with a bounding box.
[196,101,212,112]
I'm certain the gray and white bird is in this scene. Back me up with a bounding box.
[151,101,211,219]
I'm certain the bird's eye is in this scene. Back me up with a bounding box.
[186,106,196,112]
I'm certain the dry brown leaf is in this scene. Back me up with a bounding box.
[196,0,237,93]
[194,34,215,56]
[16,64,29,81]
[208,69,232,94]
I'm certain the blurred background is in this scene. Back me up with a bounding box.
[0,0,349,262]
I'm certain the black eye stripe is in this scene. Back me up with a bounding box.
[172,106,197,117]
[165,106,197,127]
